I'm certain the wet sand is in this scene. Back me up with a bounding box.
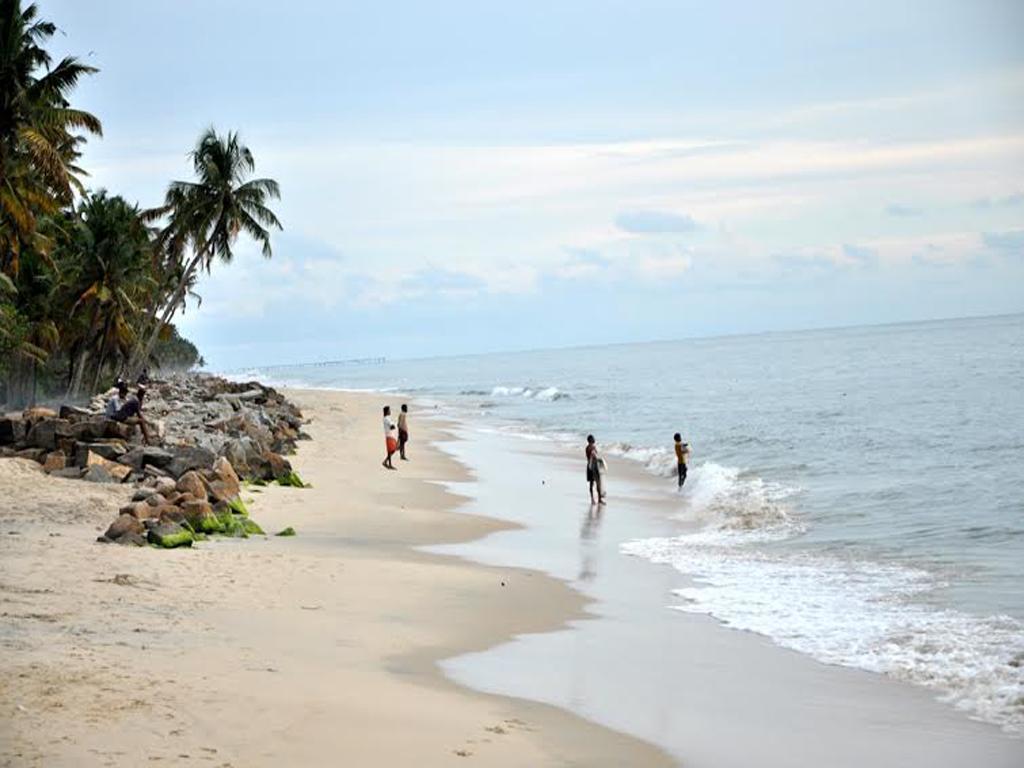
[0,389,670,767]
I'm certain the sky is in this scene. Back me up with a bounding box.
[45,0,1024,368]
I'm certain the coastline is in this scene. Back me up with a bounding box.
[0,387,671,766]
[427,418,1024,767]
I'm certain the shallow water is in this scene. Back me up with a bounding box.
[234,313,1024,731]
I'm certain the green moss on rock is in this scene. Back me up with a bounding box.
[147,524,194,548]
[276,471,307,488]
[242,518,265,536]
[227,497,249,517]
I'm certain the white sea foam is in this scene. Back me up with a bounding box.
[485,385,569,401]
[622,535,1024,732]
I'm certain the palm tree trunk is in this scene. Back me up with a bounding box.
[128,247,207,379]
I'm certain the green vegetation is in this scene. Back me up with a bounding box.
[0,1,280,406]
[276,471,308,488]
[276,527,296,537]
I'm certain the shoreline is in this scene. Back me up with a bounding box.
[0,387,672,766]
[426,416,1024,767]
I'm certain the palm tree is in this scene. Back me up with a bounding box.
[62,191,155,396]
[128,128,281,376]
[0,0,102,277]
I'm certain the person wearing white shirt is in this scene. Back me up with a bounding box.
[382,405,398,470]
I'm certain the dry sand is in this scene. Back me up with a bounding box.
[0,389,671,767]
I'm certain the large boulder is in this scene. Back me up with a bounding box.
[14,447,46,463]
[42,451,66,473]
[103,513,144,541]
[175,470,206,500]
[50,467,85,480]
[0,418,27,446]
[75,441,127,465]
[181,499,221,533]
[25,419,70,451]
[154,476,177,496]
[147,522,193,548]
[69,419,107,442]
[81,451,131,482]
[83,465,115,483]
[166,446,216,478]
[22,406,57,421]
[207,456,241,501]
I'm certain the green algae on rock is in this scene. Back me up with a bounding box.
[147,522,194,548]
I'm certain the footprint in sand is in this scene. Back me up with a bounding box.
[453,749,473,757]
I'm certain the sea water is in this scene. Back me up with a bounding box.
[234,313,1024,731]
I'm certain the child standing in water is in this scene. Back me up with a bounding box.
[674,433,690,488]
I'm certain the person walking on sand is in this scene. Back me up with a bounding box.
[398,403,410,461]
[586,435,606,504]
[674,433,691,489]
[382,406,399,470]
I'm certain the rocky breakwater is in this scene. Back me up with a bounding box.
[0,374,309,548]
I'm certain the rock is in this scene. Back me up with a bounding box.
[142,464,172,479]
[145,493,168,507]
[266,452,292,480]
[0,418,27,446]
[175,470,206,500]
[220,439,250,477]
[102,420,133,440]
[104,514,143,540]
[147,522,193,548]
[242,518,265,536]
[22,406,57,420]
[157,506,186,525]
[211,456,241,497]
[25,419,70,451]
[276,527,296,537]
[42,451,66,473]
[14,448,46,463]
[276,470,306,488]
[69,419,107,442]
[141,446,173,468]
[131,487,157,502]
[75,441,127,465]
[83,465,115,483]
[80,450,132,482]
[154,476,177,496]
[50,467,85,480]
[181,500,221,533]
[116,531,147,547]
[58,405,91,421]
[166,446,216,479]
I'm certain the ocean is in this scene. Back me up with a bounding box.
[233,313,1024,732]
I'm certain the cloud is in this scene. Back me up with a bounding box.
[842,243,878,264]
[982,229,1024,256]
[972,192,1024,209]
[615,210,698,234]
[885,203,923,217]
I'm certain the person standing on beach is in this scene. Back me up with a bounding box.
[674,433,691,489]
[586,435,606,504]
[382,406,399,470]
[398,404,410,461]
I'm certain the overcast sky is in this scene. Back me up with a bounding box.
[47,0,1024,368]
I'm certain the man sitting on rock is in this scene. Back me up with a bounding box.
[104,381,129,418]
[112,384,152,445]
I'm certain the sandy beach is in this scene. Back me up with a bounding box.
[0,389,671,767]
